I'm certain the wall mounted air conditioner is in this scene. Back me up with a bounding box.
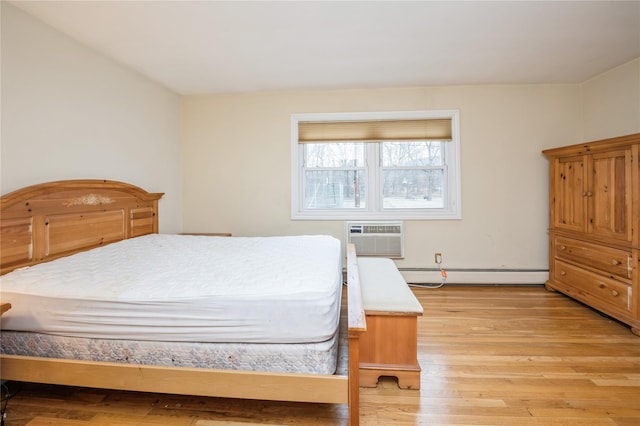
[346,221,404,258]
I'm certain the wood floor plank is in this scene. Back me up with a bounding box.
[26,418,94,426]
[90,413,193,425]
[4,286,640,425]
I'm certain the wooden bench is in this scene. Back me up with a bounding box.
[357,257,423,390]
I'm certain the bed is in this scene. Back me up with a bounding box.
[0,179,366,425]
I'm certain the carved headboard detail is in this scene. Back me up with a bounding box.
[0,180,164,275]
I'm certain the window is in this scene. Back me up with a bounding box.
[291,110,460,220]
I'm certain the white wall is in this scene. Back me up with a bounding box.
[182,85,582,282]
[0,2,183,233]
[4,0,636,282]
[580,58,640,141]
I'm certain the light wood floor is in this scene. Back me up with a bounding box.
[3,285,640,425]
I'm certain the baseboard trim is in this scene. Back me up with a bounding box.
[399,268,548,285]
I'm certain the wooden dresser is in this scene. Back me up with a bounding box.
[543,133,640,336]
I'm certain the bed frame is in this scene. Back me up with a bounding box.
[0,179,366,425]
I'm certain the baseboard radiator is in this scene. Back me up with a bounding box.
[400,268,549,285]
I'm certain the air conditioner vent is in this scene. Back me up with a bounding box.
[346,221,403,258]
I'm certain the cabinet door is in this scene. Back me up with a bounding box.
[588,149,632,242]
[553,155,586,232]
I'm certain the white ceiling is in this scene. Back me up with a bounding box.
[11,1,640,95]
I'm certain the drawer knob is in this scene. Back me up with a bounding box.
[611,259,621,265]
[611,290,619,297]
[560,270,566,276]
[559,245,566,251]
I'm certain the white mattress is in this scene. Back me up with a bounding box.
[0,234,342,344]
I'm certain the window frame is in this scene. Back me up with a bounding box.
[291,110,461,220]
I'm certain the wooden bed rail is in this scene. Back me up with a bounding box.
[0,355,349,403]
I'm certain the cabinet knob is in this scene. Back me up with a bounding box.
[560,270,566,276]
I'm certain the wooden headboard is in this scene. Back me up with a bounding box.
[0,180,164,275]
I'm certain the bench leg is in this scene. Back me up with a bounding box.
[359,365,421,390]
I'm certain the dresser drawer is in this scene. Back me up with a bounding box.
[554,236,631,279]
[553,259,631,312]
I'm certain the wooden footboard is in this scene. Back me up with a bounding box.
[346,243,367,424]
